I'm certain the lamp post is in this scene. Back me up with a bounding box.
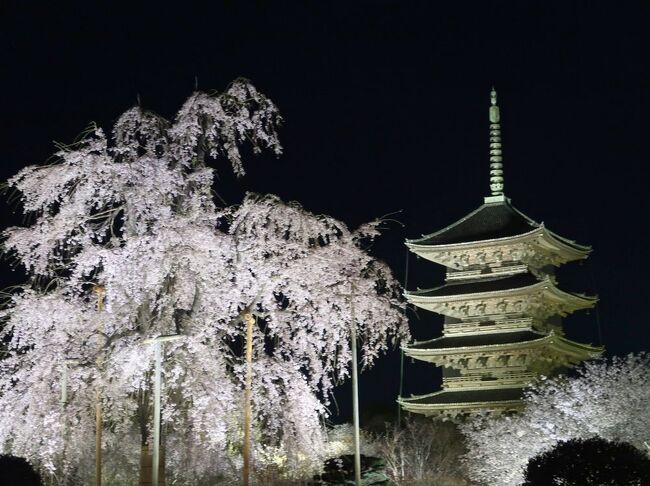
[142,334,184,486]
[335,284,362,486]
[349,283,362,486]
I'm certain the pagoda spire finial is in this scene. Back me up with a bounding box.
[488,87,504,197]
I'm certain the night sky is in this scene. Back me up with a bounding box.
[2,2,650,475]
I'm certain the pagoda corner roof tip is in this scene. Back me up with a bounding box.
[556,334,604,355]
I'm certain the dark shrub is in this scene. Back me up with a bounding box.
[524,436,650,486]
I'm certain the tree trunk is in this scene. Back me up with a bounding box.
[94,285,106,486]
[139,444,166,486]
[242,312,255,486]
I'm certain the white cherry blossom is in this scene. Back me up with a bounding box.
[0,79,407,484]
[460,353,650,486]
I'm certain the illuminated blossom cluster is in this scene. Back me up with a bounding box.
[460,353,650,486]
[0,80,407,484]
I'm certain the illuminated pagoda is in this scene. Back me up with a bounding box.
[398,89,602,418]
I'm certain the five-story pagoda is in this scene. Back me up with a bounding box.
[398,89,602,419]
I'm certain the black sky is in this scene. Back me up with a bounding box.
[2,1,650,431]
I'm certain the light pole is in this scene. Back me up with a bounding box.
[335,284,362,486]
[349,283,362,486]
[142,334,184,486]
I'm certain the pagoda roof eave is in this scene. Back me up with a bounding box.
[397,387,526,414]
[403,332,552,356]
[403,330,548,353]
[399,400,524,416]
[406,225,591,256]
[402,331,602,360]
[398,386,524,403]
[405,277,597,306]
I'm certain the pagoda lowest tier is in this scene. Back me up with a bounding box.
[398,90,602,419]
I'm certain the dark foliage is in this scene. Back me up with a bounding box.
[0,455,41,486]
[313,455,388,485]
[373,417,471,485]
[524,436,650,486]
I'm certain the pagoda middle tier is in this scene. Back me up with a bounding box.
[398,197,602,419]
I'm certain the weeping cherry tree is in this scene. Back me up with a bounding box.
[0,79,281,484]
[0,79,408,485]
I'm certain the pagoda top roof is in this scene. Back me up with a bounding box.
[407,198,590,252]
[408,330,544,350]
[409,271,540,298]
